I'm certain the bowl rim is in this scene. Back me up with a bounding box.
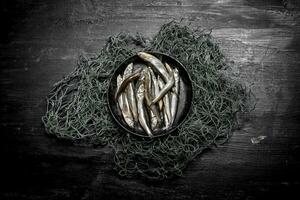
[107,51,194,138]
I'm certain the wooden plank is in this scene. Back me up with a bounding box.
[0,0,300,199]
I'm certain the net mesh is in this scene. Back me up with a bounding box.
[42,21,254,180]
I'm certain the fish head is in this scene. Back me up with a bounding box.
[137,52,152,60]
[117,75,123,88]
[174,68,179,80]
[136,82,145,98]
[123,63,133,78]
[164,62,173,74]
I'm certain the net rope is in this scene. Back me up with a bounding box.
[42,21,254,180]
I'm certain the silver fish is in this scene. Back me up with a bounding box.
[137,52,170,83]
[149,108,158,130]
[116,75,124,109]
[170,92,177,125]
[144,69,158,129]
[115,68,142,100]
[123,63,132,79]
[144,69,161,127]
[164,62,173,74]
[123,63,138,123]
[116,75,134,127]
[163,110,169,128]
[149,68,163,112]
[173,68,180,94]
[151,70,174,105]
[122,93,134,127]
[170,68,180,125]
[136,78,153,137]
[158,76,171,128]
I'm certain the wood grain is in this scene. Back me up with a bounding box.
[1,0,300,199]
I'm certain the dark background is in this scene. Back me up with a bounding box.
[1,0,300,199]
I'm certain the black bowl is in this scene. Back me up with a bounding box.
[107,52,193,138]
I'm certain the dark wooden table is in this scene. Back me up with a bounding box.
[1,0,300,199]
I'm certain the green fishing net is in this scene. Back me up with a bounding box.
[42,21,253,180]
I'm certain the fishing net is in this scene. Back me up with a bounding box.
[42,21,254,180]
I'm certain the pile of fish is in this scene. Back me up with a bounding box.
[115,52,180,137]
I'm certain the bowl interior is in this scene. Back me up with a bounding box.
[107,52,193,138]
